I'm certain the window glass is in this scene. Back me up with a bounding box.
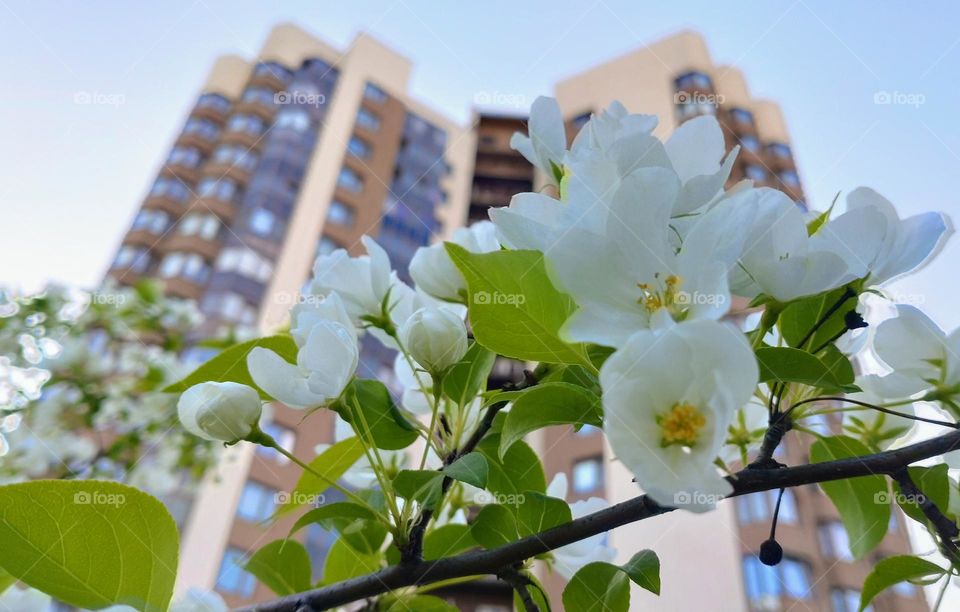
[226,114,264,135]
[215,548,255,596]
[183,118,219,140]
[740,135,760,152]
[197,178,237,201]
[768,142,793,159]
[317,236,339,257]
[744,164,767,182]
[113,246,150,272]
[216,247,273,283]
[274,109,311,132]
[257,422,296,464]
[167,146,201,168]
[196,93,230,113]
[364,82,388,103]
[242,87,274,106]
[347,136,371,159]
[132,209,169,234]
[149,178,188,201]
[818,520,853,561]
[337,167,363,193]
[327,200,355,226]
[730,107,755,126]
[356,108,381,132]
[248,208,276,236]
[779,170,801,187]
[572,457,603,493]
[237,481,276,522]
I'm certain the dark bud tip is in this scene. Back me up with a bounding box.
[845,310,868,330]
[759,539,783,566]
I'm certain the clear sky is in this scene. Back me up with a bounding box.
[2,0,960,603]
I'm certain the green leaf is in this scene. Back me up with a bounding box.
[275,437,366,517]
[0,566,17,596]
[817,344,856,386]
[332,379,418,450]
[499,382,602,458]
[289,502,377,535]
[896,464,951,524]
[423,524,476,560]
[778,287,856,350]
[621,550,660,595]
[446,244,592,366]
[393,470,444,509]
[515,492,572,537]
[443,452,489,489]
[0,480,178,611]
[806,194,839,237]
[756,347,854,391]
[289,501,386,555]
[323,537,380,584]
[471,505,519,548]
[384,594,457,611]
[860,555,945,611]
[476,436,546,496]
[562,562,631,612]
[243,540,312,596]
[810,436,891,559]
[442,342,496,406]
[162,335,298,400]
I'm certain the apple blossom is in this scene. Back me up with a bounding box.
[601,319,758,511]
[177,381,263,443]
[308,236,394,325]
[398,306,468,375]
[409,221,500,302]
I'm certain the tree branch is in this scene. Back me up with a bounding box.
[242,428,960,612]
[891,467,960,563]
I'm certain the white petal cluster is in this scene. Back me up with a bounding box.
[177,381,263,442]
[410,221,500,303]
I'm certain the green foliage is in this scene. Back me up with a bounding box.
[471,505,518,548]
[476,436,546,496]
[442,342,496,406]
[244,540,312,596]
[859,555,945,611]
[290,501,378,535]
[423,524,476,560]
[275,437,366,517]
[895,464,951,524]
[163,334,298,399]
[323,538,380,585]
[393,470,444,509]
[0,480,178,611]
[383,594,457,611]
[562,551,661,612]
[332,379,418,450]
[442,452,489,489]
[756,347,858,392]
[810,436,891,559]
[515,492,572,537]
[778,286,857,350]
[445,244,593,367]
[499,382,602,458]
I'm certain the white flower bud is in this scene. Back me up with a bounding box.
[177,382,262,443]
[398,307,468,374]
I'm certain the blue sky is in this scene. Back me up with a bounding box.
[1,0,958,337]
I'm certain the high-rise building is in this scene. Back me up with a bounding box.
[103,23,926,611]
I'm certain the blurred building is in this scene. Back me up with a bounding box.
[103,23,926,612]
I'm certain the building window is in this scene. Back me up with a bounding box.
[363,82,388,103]
[248,208,276,236]
[177,213,220,240]
[674,70,713,91]
[736,489,798,525]
[212,145,258,171]
[167,146,201,168]
[740,135,760,152]
[572,457,603,493]
[241,86,275,106]
[327,200,355,226]
[730,107,755,126]
[316,236,340,257]
[203,291,257,324]
[215,547,255,597]
[742,554,811,604]
[347,136,372,159]
[113,246,150,273]
[779,170,801,188]
[183,118,219,140]
[226,114,264,135]
[149,177,188,201]
[768,142,793,160]
[830,588,869,612]
[236,481,277,522]
[196,178,237,202]
[131,209,169,234]
[337,167,363,193]
[254,61,292,81]
[158,252,209,283]
[744,164,767,182]
[196,92,230,113]
[257,422,296,464]
[676,100,717,119]
[356,108,381,132]
[274,109,311,132]
[216,247,273,283]
[818,520,853,561]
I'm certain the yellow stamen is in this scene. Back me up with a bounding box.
[658,403,707,448]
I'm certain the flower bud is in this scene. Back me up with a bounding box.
[398,307,468,375]
[177,381,262,443]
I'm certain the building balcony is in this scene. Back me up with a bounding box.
[160,163,202,186]
[190,104,229,125]
[471,186,516,207]
[175,132,218,155]
[161,233,223,262]
[248,71,287,92]
[122,228,163,250]
[162,276,206,301]
[142,194,188,217]
[233,99,276,122]
[202,162,252,186]
[188,197,235,225]
[219,129,263,151]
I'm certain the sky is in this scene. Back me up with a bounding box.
[2,0,960,605]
